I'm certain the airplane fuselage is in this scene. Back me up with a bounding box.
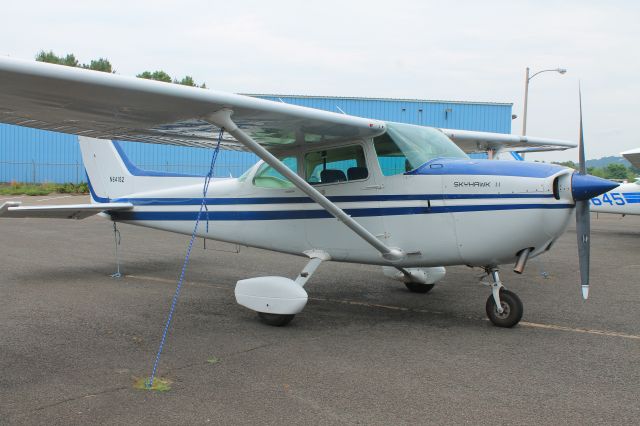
[105,157,576,268]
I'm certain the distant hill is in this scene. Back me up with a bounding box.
[585,156,632,169]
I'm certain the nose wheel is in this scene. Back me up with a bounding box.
[486,289,523,328]
[483,268,523,328]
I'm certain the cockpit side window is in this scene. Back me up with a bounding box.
[252,157,297,189]
[373,133,412,176]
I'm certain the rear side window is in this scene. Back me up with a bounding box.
[304,145,368,184]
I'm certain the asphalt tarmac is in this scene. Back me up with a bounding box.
[1,195,639,425]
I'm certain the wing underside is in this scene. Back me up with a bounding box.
[441,129,577,153]
[0,56,575,155]
[621,148,640,169]
[440,128,576,154]
[0,57,386,151]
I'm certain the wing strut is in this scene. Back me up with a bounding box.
[207,109,406,262]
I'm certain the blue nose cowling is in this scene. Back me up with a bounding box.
[571,173,619,201]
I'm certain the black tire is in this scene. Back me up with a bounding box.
[404,282,435,294]
[485,289,523,328]
[257,312,295,327]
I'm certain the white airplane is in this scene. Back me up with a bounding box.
[590,148,640,215]
[0,57,618,328]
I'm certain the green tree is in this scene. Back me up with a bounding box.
[35,50,79,67]
[35,50,207,87]
[83,58,114,73]
[177,75,196,86]
[587,164,636,180]
[137,70,172,83]
[605,163,632,180]
[587,166,605,178]
[173,76,206,88]
[36,50,114,73]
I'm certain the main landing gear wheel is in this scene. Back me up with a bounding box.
[257,312,296,327]
[404,282,435,294]
[485,289,523,328]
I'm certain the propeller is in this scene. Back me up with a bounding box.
[575,85,590,300]
[570,88,619,300]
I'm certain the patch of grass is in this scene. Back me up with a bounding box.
[207,356,220,364]
[56,182,89,194]
[0,182,89,196]
[132,376,172,392]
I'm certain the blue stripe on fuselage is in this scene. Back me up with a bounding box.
[112,193,554,206]
[622,192,640,203]
[110,203,573,222]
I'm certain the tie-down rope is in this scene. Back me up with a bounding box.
[147,128,224,388]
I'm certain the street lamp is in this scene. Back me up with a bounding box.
[522,67,567,135]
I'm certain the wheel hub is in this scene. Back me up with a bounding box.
[495,302,510,319]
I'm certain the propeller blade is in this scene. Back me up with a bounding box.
[578,84,586,175]
[576,200,590,299]
[576,84,589,300]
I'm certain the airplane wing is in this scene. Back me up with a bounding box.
[0,56,575,155]
[0,201,133,219]
[0,57,385,150]
[621,148,640,169]
[440,128,576,154]
[0,57,395,259]
[0,56,573,261]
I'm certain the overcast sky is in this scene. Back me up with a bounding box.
[2,0,638,161]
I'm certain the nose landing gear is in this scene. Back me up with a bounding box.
[483,268,523,328]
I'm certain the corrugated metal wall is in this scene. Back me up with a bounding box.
[0,125,83,183]
[254,95,512,133]
[0,96,511,183]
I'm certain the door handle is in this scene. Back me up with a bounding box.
[362,184,383,190]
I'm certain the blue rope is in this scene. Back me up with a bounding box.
[147,128,224,388]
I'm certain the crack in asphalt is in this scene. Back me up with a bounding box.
[31,385,129,413]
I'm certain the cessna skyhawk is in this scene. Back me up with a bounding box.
[0,57,617,327]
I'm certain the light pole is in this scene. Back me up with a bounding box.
[522,67,567,135]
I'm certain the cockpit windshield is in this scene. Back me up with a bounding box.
[374,122,468,176]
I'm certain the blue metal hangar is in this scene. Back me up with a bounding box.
[0,94,513,184]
